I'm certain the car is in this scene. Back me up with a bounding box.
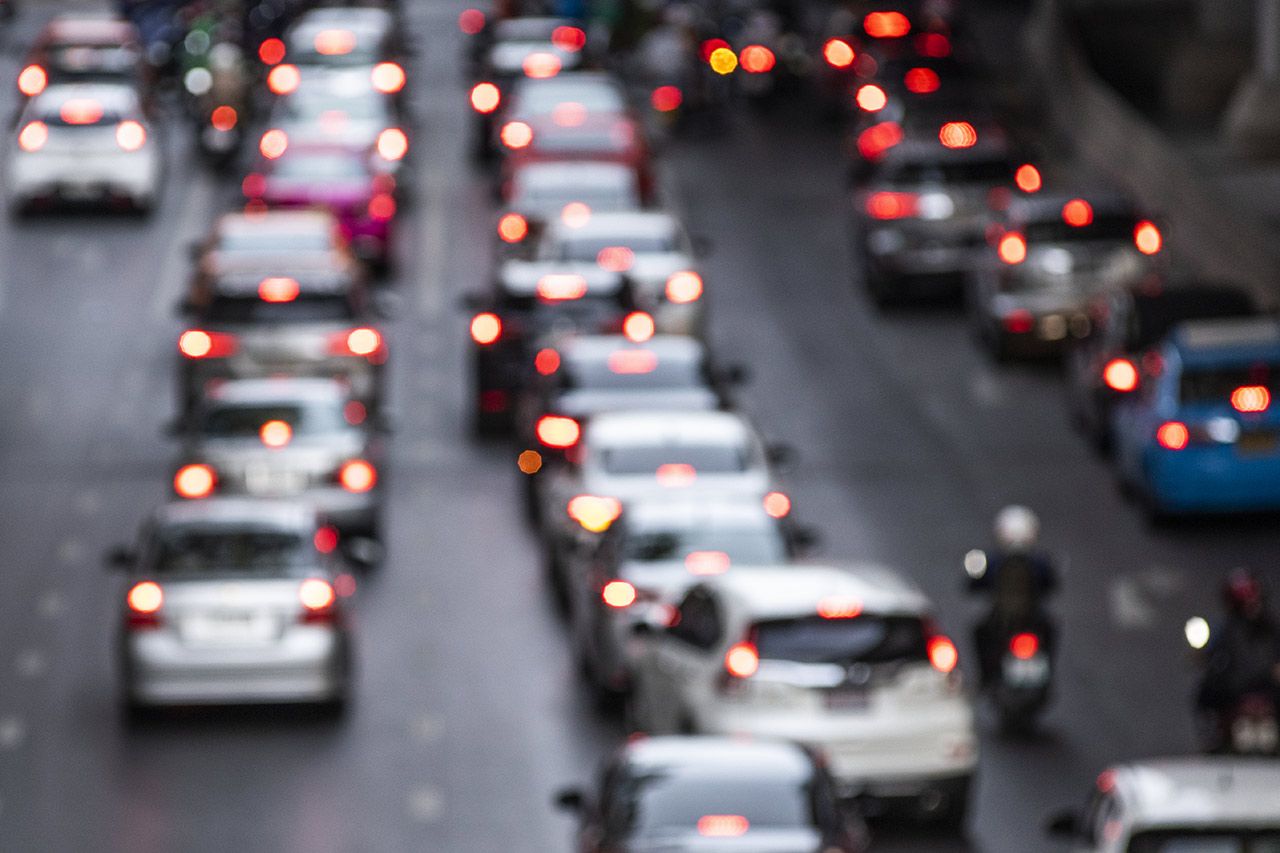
[536,211,706,337]
[107,498,353,713]
[1112,318,1280,519]
[853,121,1013,306]
[499,110,654,205]
[495,160,642,259]
[275,6,406,74]
[568,496,815,698]
[627,564,977,825]
[243,143,398,270]
[465,260,643,434]
[1066,280,1260,449]
[534,409,793,591]
[17,13,146,99]
[1046,757,1280,851]
[176,267,388,417]
[498,71,627,130]
[555,735,871,852]
[8,82,162,213]
[172,378,386,538]
[969,189,1163,360]
[189,210,366,301]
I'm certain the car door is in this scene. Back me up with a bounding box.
[647,587,724,732]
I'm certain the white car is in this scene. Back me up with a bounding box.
[8,82,161,213]
[537,210,706,337]
[628,564,978,825]
[1047,757,1280,851]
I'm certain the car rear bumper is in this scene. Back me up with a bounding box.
[1147,447,1280,511]
[10,153,160,203]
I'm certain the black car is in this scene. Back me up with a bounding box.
[464,261,641,434]
[1066,280,1260,448]
[556,735,870,852]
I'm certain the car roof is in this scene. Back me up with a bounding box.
[493,17,574,42]
[624,496,775,530]
[1168,318,1280,360]
[154,498,316,532]
[217,209,337,236]
[511,71,619,95]
[497,260,626,296]
[705,564,931,619]
[45,14,138,43]
[622,736,814,780]
[35,82,139,113]
[1110,758,1280,829]
[290,7,392,39]
[586,410,752,448]
[547,211,680,241]
[204,377,350,406]
[514,160,635,190]
[562,334,704,364]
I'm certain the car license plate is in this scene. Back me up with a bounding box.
[825,687,870,711]
[1238,432,1277,455]
[244,465,306,496]
[1002,654,1050,686]
[183,611,275,645]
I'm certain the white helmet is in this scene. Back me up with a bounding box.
[994,505,1039,551]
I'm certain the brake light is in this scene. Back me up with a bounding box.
[763,491,791,519]
[1063,198,1093,227]
[259,276,299,303]
[174,464,216,499]
[498,212,528,243]
[338,460,377,493]
[344,400,367,425]
[17,64,46,96]
[656,463,697,486]
[857,121,903,160]
[315,525,339,553]
[817,596,863,619]
[939,121,977,148]
[865,11,911,38]
[1156,421,1189,450]
[241,172,266,198]
[299,578,337,623]
[314,29,356,56]
[330,327,383,357]
[1232,385,1271,413]
[377,128,408,161]
[916,32,951,57]
[855,84,887,112]
[685,551,730,575]
[501,121,533,149]
[551,101,587,127]
[115,121,147,152]
[927,635,958,673]
[537,415,580,449]
[372,62,406,94]
[259,419,292,448]
[601,580,636,608]
[596,246,634,272]
[866,191,918,219]
[698,815,749,838]
[470,82,501,113]
[739,45,775,74]
[622,311,655,343]
[1002,309,1034,334]
[1103,358,1139,392]
[178,329,237,358]
[562,202,591,227]
[1009,632,1040,660]
[904,67,940,93]
[665,271,703,303]
[534,348,560,375]
[266,63,300,95]
[566,494,621,532]
[60,99,102,125]
[259,128,288,159]
[211,105,237,131]
[18,121,48,152]
[127,581,164,627]
[1015,163,1042,193]
[536,273,588,300]
[822,38,855,68]
[1134,220,1162,255]
[701,38,731,62]
[470,312,502,345]
[522,52,561,79]
[608,349,658,374]
[724,642,759,678]
[998,232,1027,264]
[258,38,286,65]
[368,193,396,221]
[458,8,485,35]
[552,25,586,52]
[651,85,682,112]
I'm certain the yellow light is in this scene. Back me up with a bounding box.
[709,47,738,75]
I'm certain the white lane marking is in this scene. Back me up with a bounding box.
[56,538,84,564]
[36,589,65,619]
[409,714,445,745]
[14,649,45,679]
[415,160,449,319]
[0,717,25,750]
[406,786,444,823]
[150,174,216,321]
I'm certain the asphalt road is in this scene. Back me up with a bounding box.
[0,1,1277,851]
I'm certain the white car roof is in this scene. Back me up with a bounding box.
[547,211,681,243]
[625,736,814,780]
[562,334,704,365]
[625,496,775,530]
[707,564,932,620]
[35,82,139,114]
[514,160,635,192]
[218,209,336,236]
[155,498,316,531]
[586,410,752,449]
[205,377,349,406]
[1111,758,1280,829]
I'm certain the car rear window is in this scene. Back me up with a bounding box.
[624,523,787,565]
[628,773,810,837]
[1180,364,1280,406]
[518,85,624,116]
[514,182,638,214]
[1126,830,1280,852]
[560,234,678,260]
[600,444,748,475]
[206,294,355,324]
[1024,214,1137,244]
[40,99,125,126]
[199,402,347,438]
[155,528,309,576]
[218,231,334,254]
[272,154,369,182]
[531,126,630,154]
[560,352,703,391]
[1129,291,1257,351]
[754,615,928,665]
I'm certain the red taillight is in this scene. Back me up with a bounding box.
[501,121,533,150]
[939,121,977,149]
[470,312,502,345]
[259,276,299,303]
[371,62,406,94]
[651,85,682,112]
[700,38,731,62]
[1009,632,1040,660]
[622,311,655,343]
[498,212,528,243]
[1232,385,1271,413]
[60,99,103,125]
[1103,358,1139,392]
[1134,220,1163,255]
[656,462,697,486]
[17,64,47,96]
[724,642,759,678]
[566,495,621,532]
[1015,163,1042,193]
[127,581,164,627]
[259,128,288,159]
[174,464,216,499]
[866,191,918,219]
[817,596,863,619]
[314,525,339,553]
[534,348,560,375]
[562,202,591,227]
[266,63,299,95]
[552,25,586,52]
[763,491,791,519]
[329,327,383,358]
[377,128,408,161]
[927,635,958,673]
[1063,198,1093,227]
[1156,421,1190,450]
[916,32,951,57]
[998,232,1027,265]
[1002,309,1034,335]
[601,580,637,608]
[537,273,588,300]
[115,120,147,152]
[242,172,266,198]
[18,121,48,152]
[368,193,397,221]
[665,271,703,303]
[596,245,635,272]
[259,419,292,448]
[857,121,903,160]
[258,37,286,65]
[685,551,730,575]
[855,84,888,112]
[523,51,562,79]
[298,578,337,623]
[739,45,775,73]
[211,105,237,131]
[864,11,911,38]
[698,815,749,838]
[537,415,580,449]
[470,81,501,114]
[178,329,237,359]
[823,38,855,68]
[904,67,940,94]
[458,8,485,35]
[338,460,377,493]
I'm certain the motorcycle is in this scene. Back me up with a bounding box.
[1186,616,1280,755]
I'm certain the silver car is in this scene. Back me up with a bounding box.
[109,499,353,713]
[8,82,161,213]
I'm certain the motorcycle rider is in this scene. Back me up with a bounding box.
[967,506,1058,689]
[1194,569,1280,750]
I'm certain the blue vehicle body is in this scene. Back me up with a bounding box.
[1112,319,1280,515]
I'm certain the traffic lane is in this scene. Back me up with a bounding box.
[665,97,1280,851]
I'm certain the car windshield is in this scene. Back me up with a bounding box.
[599,443,748,475]
[1025,214,1138,244]
[206,294,355,324]
[517,84,624,116]
[199,402,348,438]
[627,772,810,837]
[754,615,928,665]
[1130,291,1257,351]
[559,352,703,391]
[288,29,382,66]
[272,154,368,182]
[1180,363,1280,406]
[531,125,631,154]
[154,527,311,576]
[218,230,334,254]
[624,524,786,565]
[1126,830,1280,852]
[559,233,678,260]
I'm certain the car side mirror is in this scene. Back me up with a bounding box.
[175,297,197,317]
[1045,809,1081,839]
[767,442,797,469]
[791,525,822,556]
[691,234,713,257]
[374,412,395,434]
[554,788,584,812]
[104,546,135,570]
[458,293,486,312]
[343,536,384,570]
[719,363,750,386]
